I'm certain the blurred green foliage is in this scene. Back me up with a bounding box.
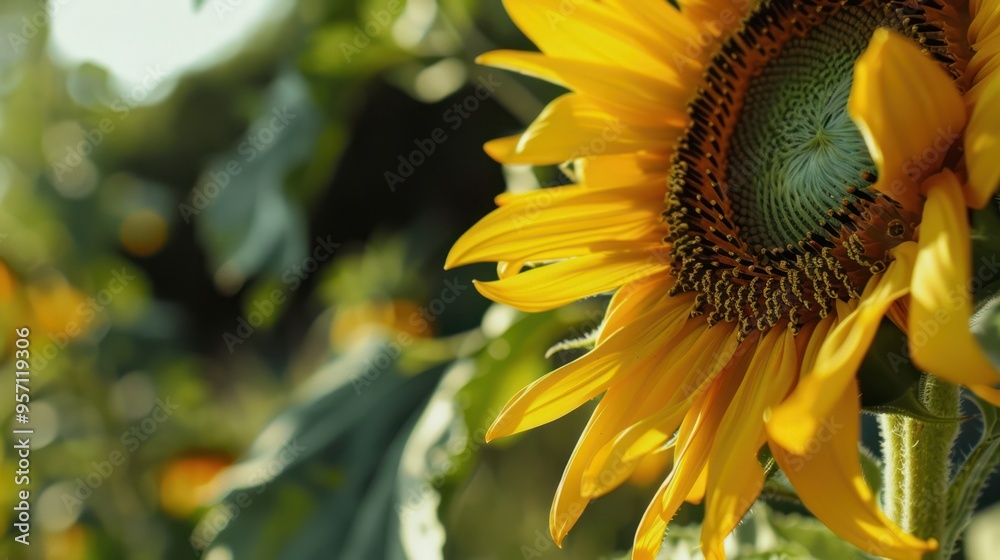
[0,1,997,560]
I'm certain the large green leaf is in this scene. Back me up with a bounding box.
[941,393,1000,559]
[972,281,1000,371]
[194,336,448,560]
[190,69,323,293]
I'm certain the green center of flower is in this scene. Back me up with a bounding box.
[728,6,882,252]
[665,0,962,338]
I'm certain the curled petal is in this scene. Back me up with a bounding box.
[768,380,936,560]
[910,171,1000,386]
[849,29,966,210]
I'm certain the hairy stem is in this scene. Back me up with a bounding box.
[880,377,960,558]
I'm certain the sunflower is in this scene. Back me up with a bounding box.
[445,0,1000,558]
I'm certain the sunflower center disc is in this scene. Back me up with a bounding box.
[728,6,882,252]
[665,0,961,338]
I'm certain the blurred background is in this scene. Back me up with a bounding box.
[0,1,998,559]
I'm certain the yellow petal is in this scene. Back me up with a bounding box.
[473,247,670,313]
[496,260,523,279]
[501,0,686,82]
[971,384,1000,407]
[632,342,755,560]
[970,0,1000,40]
[549,312,697,544]
[598,270,675,344]
[968,0,1000,98]
[701,327,798,559]
[483,135,521,162]
[685,467,708,505]
[550,375,649,544]
[600,0,705,75]
[768,380,937,560]
[571,152,671,189]
[445,184,665,268]
[581,322,739,497]
[704,465,765,560]
[674,0,751,44]
[490,93,675,166]
[477,50,688,124]
[910,171,1000,386]
[767,244,915,454]
[486,293,694,440]
[849,29,966,209]
[966,75,1000,208]
[967,33,1000,102]
[627,449,673,488]
[764,313,839,453]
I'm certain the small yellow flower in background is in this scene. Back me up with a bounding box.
[330,300,429,348]
[44,524,88,560]
[120,208,169,257]
[159,454,233,518]
[0,262,90,355]
[446,0,1000,558]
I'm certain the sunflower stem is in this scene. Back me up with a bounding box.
[880,377,960,558]
[878,414,905,522]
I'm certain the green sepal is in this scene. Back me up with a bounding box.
[863,376,967,424]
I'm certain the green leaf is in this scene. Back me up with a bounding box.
[195,336,449,560]
[970,198,1000,276]
[766,509,862,560]
[456,302,602,455]
[969,200,1000,367]
[193,70,324,293]
[971,280,1000,371]
[940,392,1000,559]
